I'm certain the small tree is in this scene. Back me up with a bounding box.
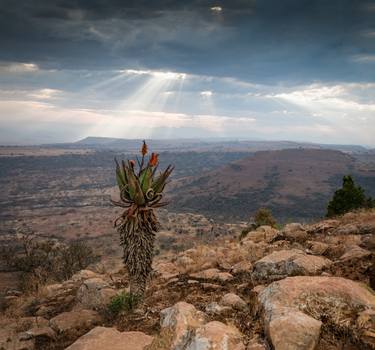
[254,207,276,228]
[111,141,173,298]
[326,175,368,217]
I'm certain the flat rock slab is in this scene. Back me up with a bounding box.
[66,327,153,350]
[190,268,233,282]
[252,249,331,283]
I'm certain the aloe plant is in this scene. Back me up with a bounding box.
[111,141,173,297]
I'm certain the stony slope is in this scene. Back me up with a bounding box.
[1,209,375,349]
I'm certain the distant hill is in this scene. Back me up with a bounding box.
[169,148,375,222]
[71,136,369,154]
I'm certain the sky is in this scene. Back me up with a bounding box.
[0,0,374,146]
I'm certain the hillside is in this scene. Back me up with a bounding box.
[170,149,375,222]
[1,209,374,349]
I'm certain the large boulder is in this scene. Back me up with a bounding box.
[159,301,206,349]
[252,249,331,283]
[76,278,117,310]
[49,309,101,338]
[185,321,245,350]
[258,276,375,349]
[66,327,153,350]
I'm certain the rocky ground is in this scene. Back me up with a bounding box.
[1,209,375,350]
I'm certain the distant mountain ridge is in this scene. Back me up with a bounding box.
[72,136,369,154]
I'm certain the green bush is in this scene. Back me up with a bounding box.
[108,292,141,316]
[326,175,373,217]
[254,208,277,228]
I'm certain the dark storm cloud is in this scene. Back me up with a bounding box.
[0,0,374,83]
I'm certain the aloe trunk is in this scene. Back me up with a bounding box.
[119,212,157,296]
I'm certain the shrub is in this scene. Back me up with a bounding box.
[107,291,141,316]
[254,208,277,228]
[0,232,97,292]
[326,175,373,217]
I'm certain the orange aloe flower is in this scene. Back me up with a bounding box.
[129,160,135,168]
[141,140,148,156]
[149,152,159,166]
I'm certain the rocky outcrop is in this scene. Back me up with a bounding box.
[258,276,375,349]
[66,327,153,350]
[252,249,332,283]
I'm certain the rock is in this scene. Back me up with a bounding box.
[202,283,223,290]
[76,278,117,310]
[361,234,375,250]
[250,285,266,297]
[190,268,234,282]
[0,318,50,350]
[335,224,359,235]
[283,223,308,242]
[247,337,267,350]
[267,309,322,350]
[71,270,99,282]
[0,332,34,350]
[187,280,199,285]
[356,309,375,347]
[185,321,245,350]
[252,249,332,283]
[50,309,101,337]
[231,261,252,274]
[160,301,206,349]
[307,220,340,234]
[339,245,371,261]
[153,261,179,280]
[258,276,375,350]
[358,223,375,235]
[243,226,278,243]
[66,327,153,350]
[176,256,195,268]
[306,241,329,255]
[220,293,247,311]
[205,302,231,315]
[44,283,64,298]
[21,326,56,341]
[35,305,56,317]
